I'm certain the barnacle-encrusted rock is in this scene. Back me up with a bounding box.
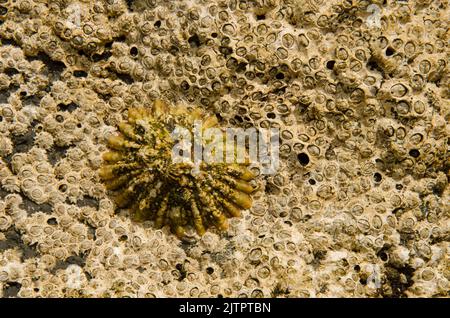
[100,99,255,238]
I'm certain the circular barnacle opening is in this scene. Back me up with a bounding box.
[297,153,309,166]
[326,60,336,70]
[385,46,395,56]
[55,114,64,123]
[129,46,138,57]
[47,217,57,225]
[373,172,382,183]
[409,149,420,158]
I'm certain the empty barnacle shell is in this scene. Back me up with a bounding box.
[100,99,256,239]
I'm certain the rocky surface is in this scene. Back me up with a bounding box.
[0,0,448,297]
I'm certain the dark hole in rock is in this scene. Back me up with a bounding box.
[0,227,39,261]
[0,6,7,16]
[236,62,247,73]
[57,102,78,112]
[169,45,179,55]
[51,253,87,274]
[219,46,233,56]
[384,263,415,298]
[19,195,52,215]
[1,38,18,46]
[326,60,336,70]
[267,112,276,119]
[119,235,128,242]
[154,20,161,28]
[47,145,71,166]
[55,114,64,122]
[11,129,35,154]
[180,80,190,90]
[27,52,66,81]
[125,0,134,11]
[256,14,266,20]
[211,32,218,38]
[373,172,382,182]
[130,46,138,57]
[58,184,67,192]
[98,93,112,101]
[22,94,42,107]
[354,265,361,272]
[275,72,285,79]
[385,47,395,56]
[116,73,134,84]
[92,50,112,62]
[4,67,19,76]
[77,195,99,209]
[206,267,214,274]
[3,282,21,298]
[73,70,88,78]
[234,115,243,123]
[366,59,384,74]
[114,35,126,43]
[409,149,420,158]
[297,153,309,166]
[47,217,58,225]
[188,34,201,48]
[308,179,316,185]
[396,184,403,190]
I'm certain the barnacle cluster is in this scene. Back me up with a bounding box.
[100,99,255,238]
[0,0,449,298]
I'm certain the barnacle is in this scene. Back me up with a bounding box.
[100,100,255,238]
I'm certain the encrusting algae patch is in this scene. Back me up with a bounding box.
[0,0,448,298]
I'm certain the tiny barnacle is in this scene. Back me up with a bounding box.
[99,100,256,238]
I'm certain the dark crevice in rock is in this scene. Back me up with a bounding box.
[0,38,19,47]
[0,187,9,199]
[115,72,134,85]
[92,50,113,62]
[125,0,135,11]
[0,82,20,103]
[26,52,66,82]
[19,195,53,215]
[47,145,71,166]
[0,227,39,261]
[22,94,42,107]
[2,282,22,298]
[383,263,415,298]
[11,128,36,155]
[73,70,88,78]
[76,195,99,209]
[188,34,201,48]
[4,67,19,76]
[57,102,79,113]
[50,253,88,274]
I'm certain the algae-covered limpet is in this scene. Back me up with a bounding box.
[100,99,256,239]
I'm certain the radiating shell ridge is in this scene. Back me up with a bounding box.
[99,100,255,238]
